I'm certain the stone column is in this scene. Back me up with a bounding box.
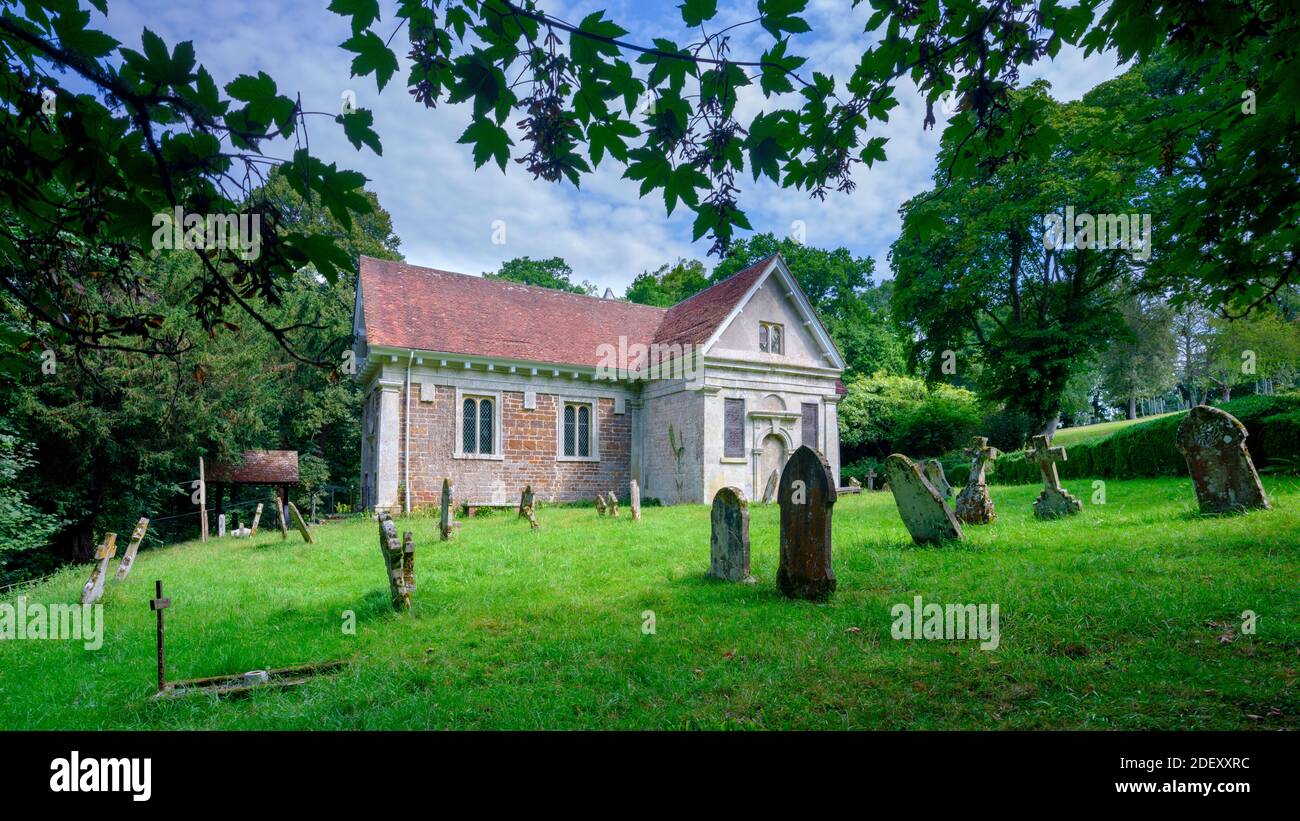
[375,378,403,513]
[824,394,841,487]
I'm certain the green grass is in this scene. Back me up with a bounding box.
[2,476,1298,729]
[1052,412,1181,447]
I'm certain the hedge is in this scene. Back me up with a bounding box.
[947,394,1300,486]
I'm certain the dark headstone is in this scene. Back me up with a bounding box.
[709,487,754,583]
[776,446,837,600]
[1175,405,1270,514]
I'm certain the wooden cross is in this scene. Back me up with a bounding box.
[1030,435,1067,490]
[149,580,172,692]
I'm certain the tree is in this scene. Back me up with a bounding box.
[1204,309,1300,401]
[1100,297,1177,419]
[0,419,58,583]
[485,256,594,294]
[624,259,709,307]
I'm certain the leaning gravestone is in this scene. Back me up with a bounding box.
[924,460,954,497]
[776,446,837,600]
[1030,435,1083,519]
[607,491,619,517]
[518,485,534,518]
[708,487,754,583]
[286,502,315,544]
[761,469,780,504]
[595,494,607,516]
[277,499,289,540]
[955,437,1000,525]
[113,517,150,581]
[885,454,964,544]
[629,480,641,522]
[80,533,118,605]
[848,476,862,490]
[1175,405,1270,514]
[439,479,454,541]
[378,513,415,611]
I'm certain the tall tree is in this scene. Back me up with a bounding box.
[485,257,595,294]
[624,259,709,307]
[1100,297,1177,419]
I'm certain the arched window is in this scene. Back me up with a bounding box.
[577,404,590,457]
[561,400,595,458]
[461,395,496,455]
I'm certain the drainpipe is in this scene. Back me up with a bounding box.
[404,349,414,515]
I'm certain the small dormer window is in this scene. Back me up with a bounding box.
[760,321,783,354]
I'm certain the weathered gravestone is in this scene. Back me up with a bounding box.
[113,517,150,581]
[439,479,454,541]
[249,503,264,537]
[848,476,862,490]
[955,437,1000,525]
[607,491,619,517]
[776,446,837,600]
[924,460,954,497]
[286,502,315,544]
[761,469,780,504]
[522,502,539,529]
[377,514,415,611]
[518,485,534,518]
[1175,405,1270,514]
[595,494,607,516]
[866,468,877,491]
[708,487,754,583]
[217,513,226,539]
[885,454,964,544]
[629,480,642,522]
[1030,435,1082,519]
[80,533,118,605]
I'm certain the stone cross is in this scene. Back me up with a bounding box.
[885,454,964,544]
[249,503,263,537]
[866,468,876,491]
[286,502,315,544]
[607,491,619,517]
[709,486,754,583]
[113,517,150,581]
[439,479,454,541]
[378,514,414,611]
[149,580,171,692]
[629,480,641,521]
[955,437,1000,525]
[1175,405,1270,514]
[1030,435,1082,519]
[776,445,837,600]
[80,533,118,605]
[518,485,534,518]
[761,468,780,504]
[595,494,607,515]
[923,460,954,497]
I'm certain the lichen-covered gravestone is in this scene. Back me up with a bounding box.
[518,485,533,518]
[80,533,118,605]
[629,480,641,521]
[1175,405,1270,514]
[286,502,315,544]
[709,487,755,583]
[776,446,837,600]
[885,454,964,544]
[761,469,780,504]
[377,513,415,611]
[848,476,862,490]
[924,460,954,497]
[439,478,454,541]
[1030,435,1082,519]
[595,494,607,516]
[113,517,150,581]
[607,491,619,517]
[955,437,1000,525]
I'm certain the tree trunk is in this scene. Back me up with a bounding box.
[1127,394,1136,420]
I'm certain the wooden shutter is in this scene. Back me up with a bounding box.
[801,402,819,450]
[724,398,745,458]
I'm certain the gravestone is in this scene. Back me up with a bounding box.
[924,460,954,497]
[866,469,877,491]
[249,503,264,537]
[607,491,619,517]
[113,517,150,581]
[761,469,780,504]
[629,480,641,521]
[1175,405,1270,514]
[1030,435,1082,519]
[776,446,837,600]
[518,485,534,518]
[885,454,964,544]
[595,494,607,516]
[217,513,226,539]
[377,513,414,611]
[522,501,539,529]
[80,533,118,605]
[708,487,754,583]
[955,437,1000,525]
[848,476,862,490]
[286,502,315,544]
[439,479,454,541]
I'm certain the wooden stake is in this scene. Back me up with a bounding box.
[149,580,171,693]
[113,518,150,581]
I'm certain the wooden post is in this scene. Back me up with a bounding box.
[198,457,208,543]
[250,503,263,537]
[80,533,118,605]
[113,517,150,581]
[277,498,288,540]
[150,580,171,692]
[217,513,226,539]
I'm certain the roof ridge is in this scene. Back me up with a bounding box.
[664,252,779,311]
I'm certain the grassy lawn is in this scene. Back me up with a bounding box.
[2,476,1297,730]
[1052,412,1182,447]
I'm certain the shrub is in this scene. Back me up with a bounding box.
[839,373,982,457]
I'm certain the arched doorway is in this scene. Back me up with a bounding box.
[759,433,787,494]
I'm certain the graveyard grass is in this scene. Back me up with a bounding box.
[2,477,1298,730]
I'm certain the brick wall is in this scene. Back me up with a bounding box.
[401,384,631,507]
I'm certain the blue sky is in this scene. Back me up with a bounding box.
[91,1,1125,291]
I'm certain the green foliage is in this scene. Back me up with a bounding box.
[0,419,59,583]
[484,257,595,295]
[624,259,709,307]
[839,373,981,458]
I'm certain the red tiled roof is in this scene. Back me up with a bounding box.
[653,255,776,348]
[207,450,299,484]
